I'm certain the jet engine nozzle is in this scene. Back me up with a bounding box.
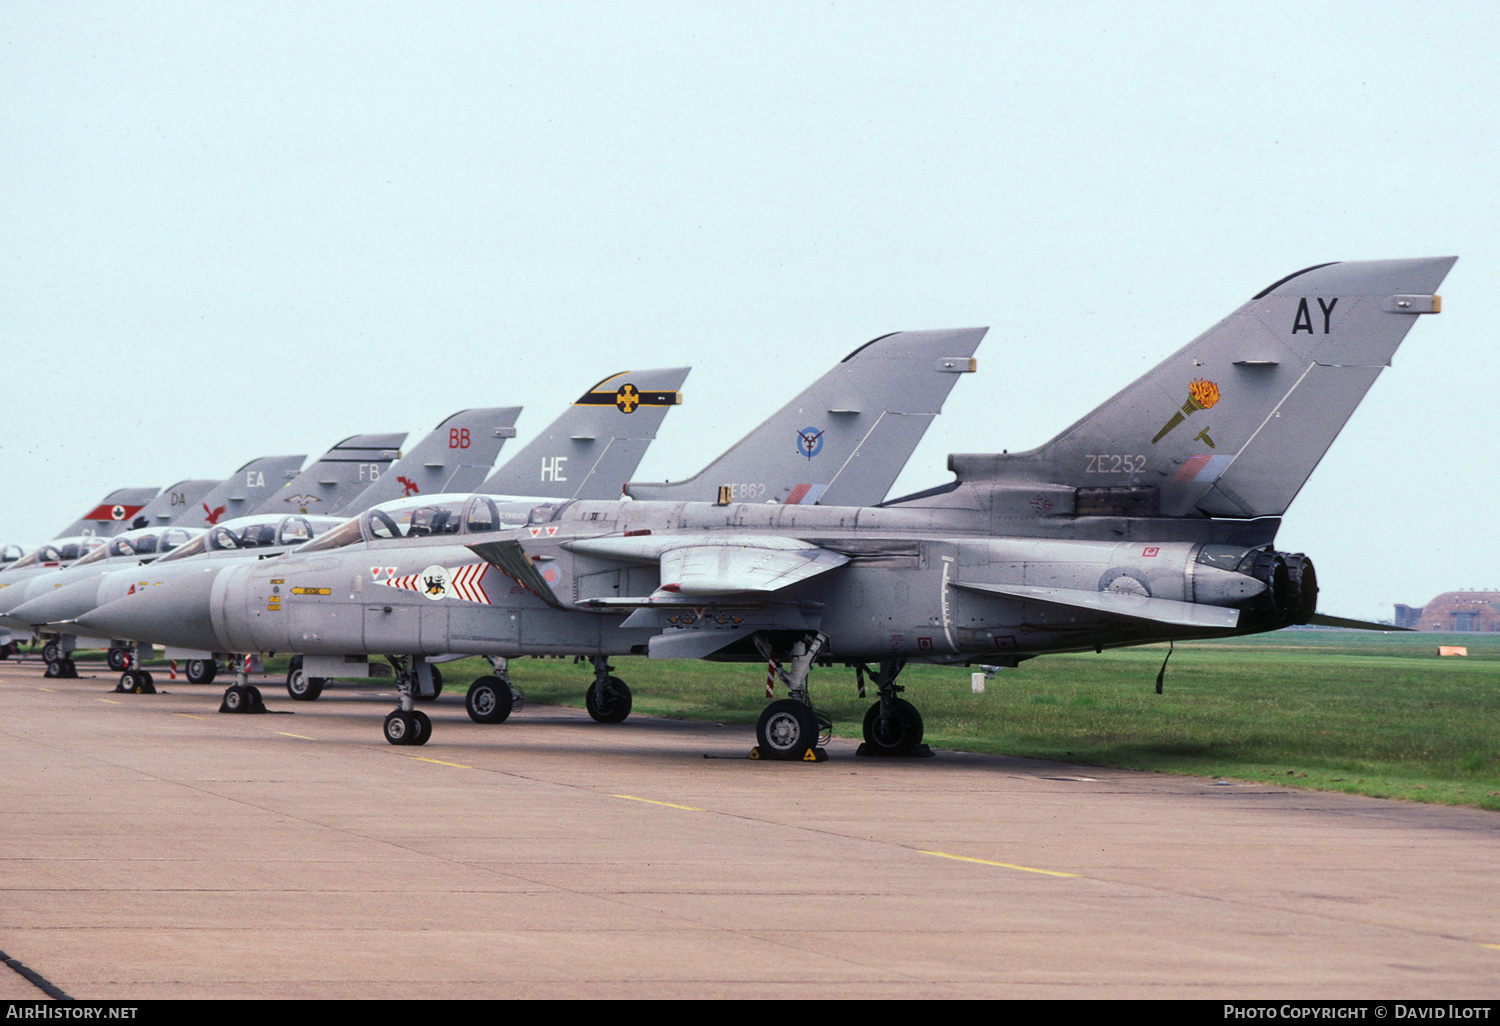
[1234,548,1317,628]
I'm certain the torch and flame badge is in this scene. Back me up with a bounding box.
[1151,379,1220,444]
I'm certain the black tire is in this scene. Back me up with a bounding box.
[383,710,416,745]
[44,660,62,679]
[861,699,925,756]
[286,661,324,701]
[411,709,432,745]
[118,671,136,692]
[585,676,632,724]
[140,672,156,694]
[107,648,128,671]
[41,641,60,664]
[466,676,514,724]
[186,659,217,685]
[756,699,817,760]
[223,685,249,713]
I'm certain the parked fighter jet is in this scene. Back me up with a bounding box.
[37,369,691,691]
[78,258,1452,758]
[74,326,984,718]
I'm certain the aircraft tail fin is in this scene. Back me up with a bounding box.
[129,480,220,531]
[252,433,406,517]
[480,369,689,500]
[184,455,306,528]
[53,487,160,539]
[936,258,1454,520]
[342,408,522,514]
[625,328,984,506]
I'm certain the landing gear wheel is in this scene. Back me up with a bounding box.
[286,658,324,701]
[585,676,632,724]
[107,648,127,671]
[384,709,420,745]
[186,659,217,685]
[466,676,514,724]
[42,641,60,664]
[222,685,252,713]
[756,699,818,761]
[411,709,432,745]
[861,699,925,756]
[116,671,136,693]
[44,660,62,678]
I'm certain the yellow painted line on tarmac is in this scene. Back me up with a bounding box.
[409,757,471,769]
[37,687,57,693]
[276,731,316,740]
[611,794,704,811]
[97,698,120,705]
[919,850,1079,877]
[175,714,206,720]
[1481,943,1500,952]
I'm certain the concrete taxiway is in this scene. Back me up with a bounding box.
[1,657,1497,999]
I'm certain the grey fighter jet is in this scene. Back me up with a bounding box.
[36,369,691,691]
[75,325,984,716]
[79,259,1451,758]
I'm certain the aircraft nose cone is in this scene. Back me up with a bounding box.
[7,578,104,632]
[75,569,222,651]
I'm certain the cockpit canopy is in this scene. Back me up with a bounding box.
[156,515,344,563]
[294,494,536,554]
[7,537,106,571]
[71,526,204,567]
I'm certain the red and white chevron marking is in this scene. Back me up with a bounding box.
[448,563,490,604]
[377,563,491,604]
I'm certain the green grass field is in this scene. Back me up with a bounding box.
[412,629,1500,809]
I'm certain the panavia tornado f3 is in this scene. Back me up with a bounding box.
[77,258,1452,758]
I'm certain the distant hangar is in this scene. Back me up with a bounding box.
[1394,592,1500,632]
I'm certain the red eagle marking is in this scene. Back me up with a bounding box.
[203,502,226,525]
[399,476,419,496]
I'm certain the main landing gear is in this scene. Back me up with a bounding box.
[747,643,931,762]
[585,657,632,724]
[285,655,324,700]
[854,659,930,758]
[750,633,831,762]
[465,657,524,724]
[185,658,218,685]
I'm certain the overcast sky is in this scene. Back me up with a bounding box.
[3,1,1495,621]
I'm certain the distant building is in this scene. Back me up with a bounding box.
[1394,592,1500,632]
